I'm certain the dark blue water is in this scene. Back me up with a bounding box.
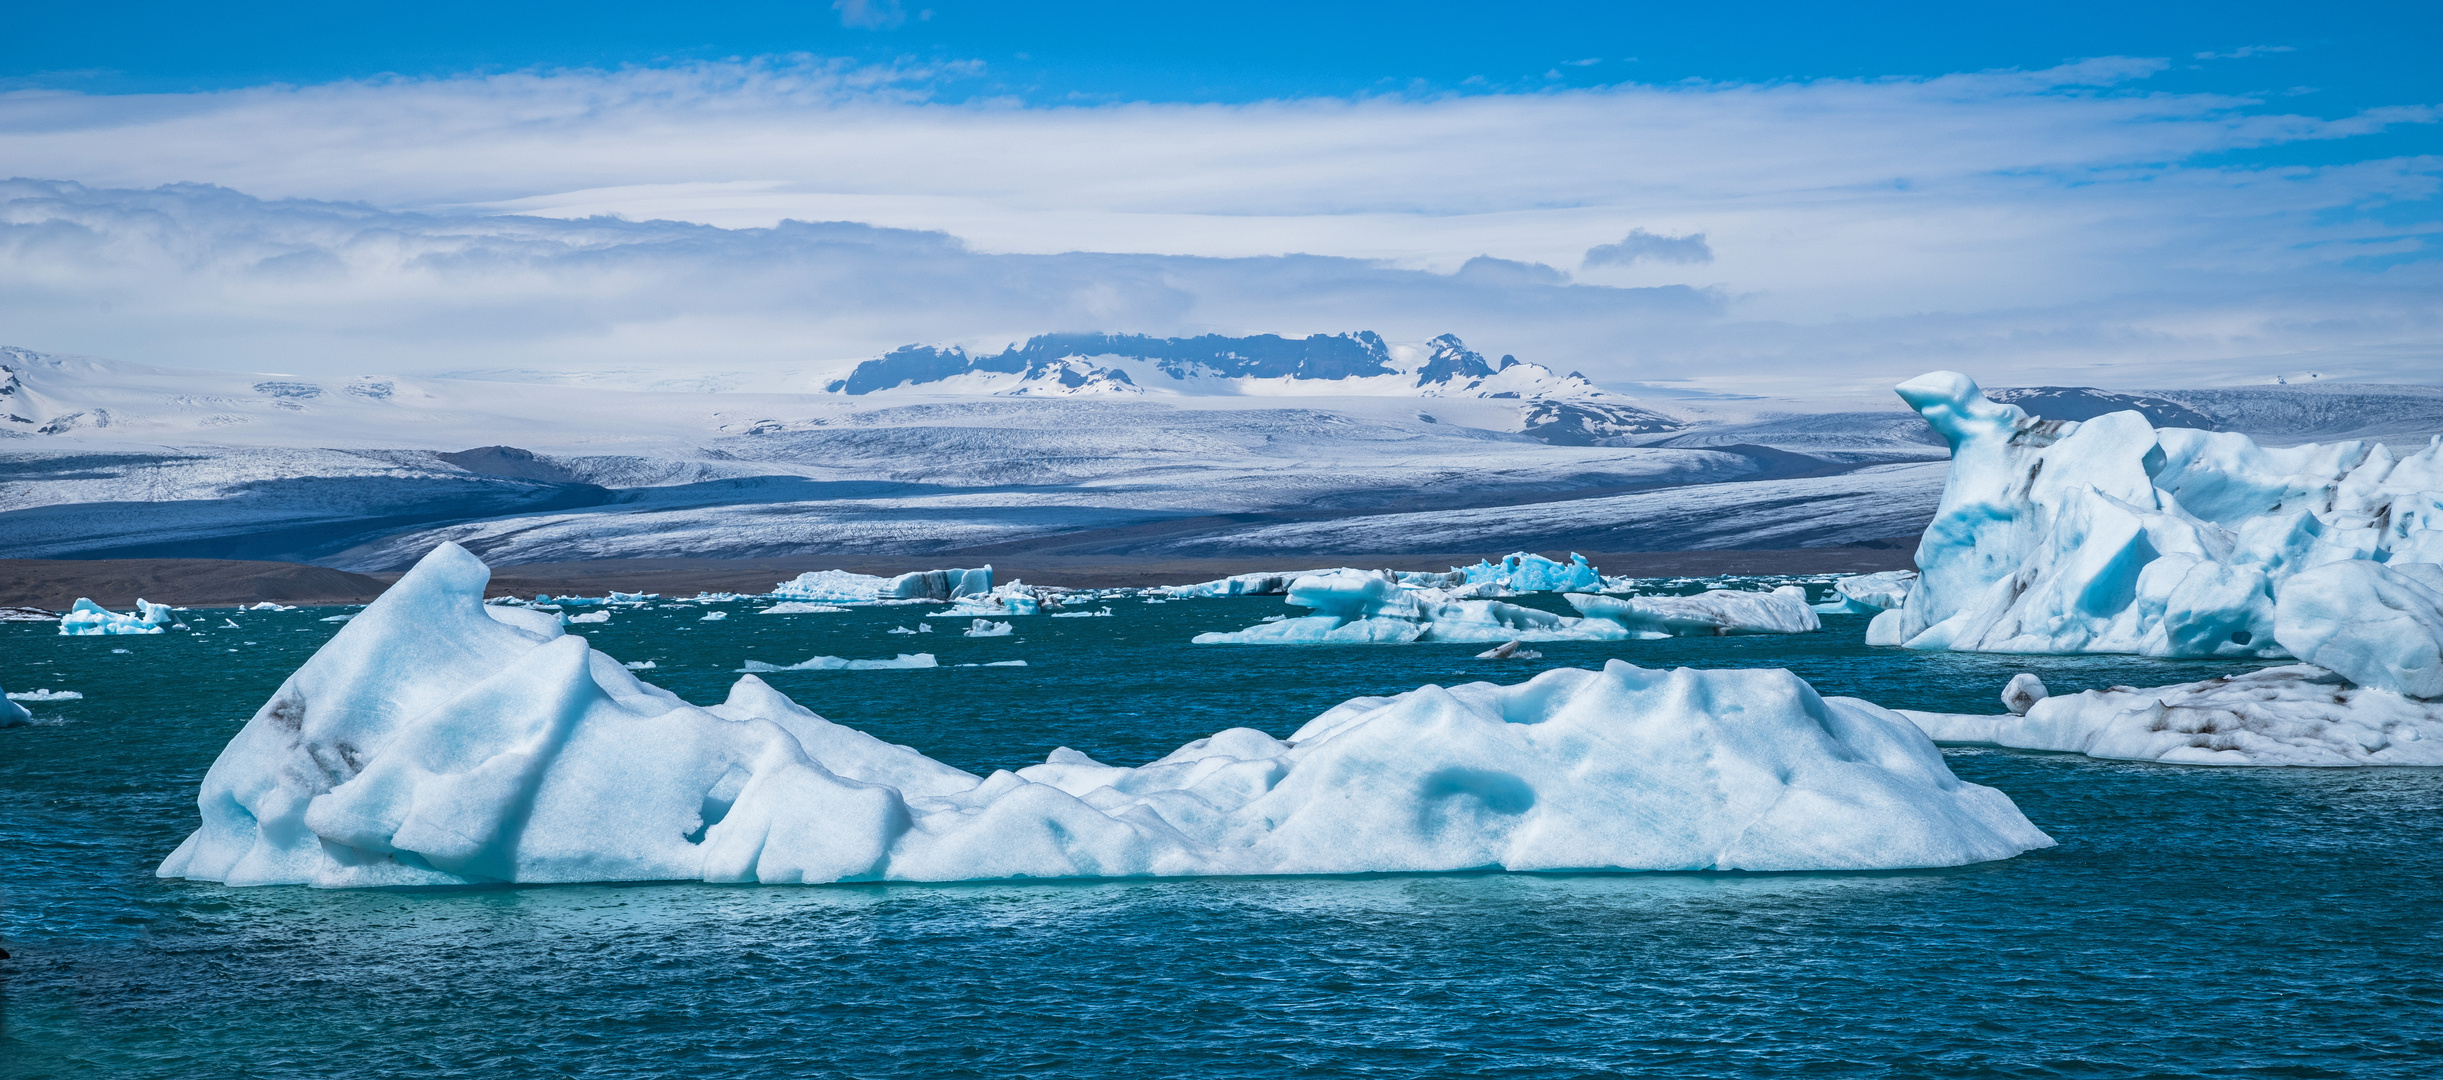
[6,596,2441,1078]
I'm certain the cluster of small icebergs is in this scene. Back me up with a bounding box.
[1190,569,1820,645]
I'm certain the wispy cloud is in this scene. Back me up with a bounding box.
[833,0,907,31]
[1583,229,1713,267]
[2195,45,2298,60]
[0,56,2435,391]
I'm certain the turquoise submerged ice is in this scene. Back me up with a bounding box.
[1874,370,2443,661]
[156,544,2050,888]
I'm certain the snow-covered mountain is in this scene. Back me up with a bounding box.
[822,332,1685,445]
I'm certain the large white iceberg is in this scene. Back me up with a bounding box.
[1165,570,1344,598]
[2272,560,2443,699]
[771,566,995,604]
[2,686,30,726]
[157,543,2051,887]
[1870,371,2443,661]
[59,598,173,636]
[1900,664,2443,766]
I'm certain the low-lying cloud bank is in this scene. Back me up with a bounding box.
[0,55,2435,391]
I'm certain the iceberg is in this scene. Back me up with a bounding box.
[1566,587,1821,637]
[938,583,1044,616]
[963,619,1014,637]
[59,598,172,636]
[700,611,728,621]
[742,653,939,672]
[567,611,611,624]
[1870,371,2443,659]
[1051,607,1115,618]
[1900,665,2443,766]
[6,688,83,701]
[246,602,297,612]
[2,686,29,726]
[771,567,994,604]
[1814,571,1917,614]
[1164,571,1342,598]
[2272,560,2443,699]
[158,543,2052,887]
[1192,570,1634,645]
[758,601,850,614]
[1454,552,1602,594]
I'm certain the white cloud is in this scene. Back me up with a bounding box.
[833,0,907,30]
[1584,229,1713,267]
[0,56,2435,391]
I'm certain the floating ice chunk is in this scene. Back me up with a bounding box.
[320,614,354,623]
[772,566,994,603]
[59,598,169,636]
[2,686,29,725]
[608,591,656,603]
[1051,607,1115,618]
[1475,641,1543,660]
[1815,571,1917,614]
[959,660,1030,668]
[758,602,849,614]
[1567,586,1820,637]
[2273,561,2443,699]
[741,653,939,672]
[219,619,242,629]
[1872,371,2443,659]
[567,611,611,624]
[1164,571,1345,598]
[1899,665,2443,766]
[940,582,1043,616]
[1454,552,1601,594]
[2001,673,2048,715]
[700,611,728,621]
[1193,570,1635,645]
[624,660,657,670]
[246,602,296,612]
[7,688,83,701]
[159,543,2051,887]
[964,619,1014,638]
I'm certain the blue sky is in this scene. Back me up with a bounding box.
[0,2,2436,392]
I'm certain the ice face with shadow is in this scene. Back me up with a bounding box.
[1871,371,2443,660]
[1567,587,1821,637]
[157,543,2051,887]
[1814,571,1917,615]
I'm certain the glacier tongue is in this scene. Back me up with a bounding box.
[158,543,2050,887]
[1871,370,2443,665]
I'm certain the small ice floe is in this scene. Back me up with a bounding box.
[701,611,729,621]
[2001,673,2048,715]
[1051,607,1116,618]
[567,611,611,624]
[624,660,657,670]
[6,688,83,701]
[320,614,354,623]
[758,602,849,615]
[1,606,61,622]
[964,619,1014,638]
[59,598,173,636]
[1476,641,1543,660]
[888,622,936,634]
[246,602,297,612]
[220,619,242,629]
[957,660,1030,668]
[740,653,938,672]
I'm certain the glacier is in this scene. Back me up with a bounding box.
[155,543,2051,888]
[59,598,174,636]
[1870,371,2443,662]
[1899,665,2443,767]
